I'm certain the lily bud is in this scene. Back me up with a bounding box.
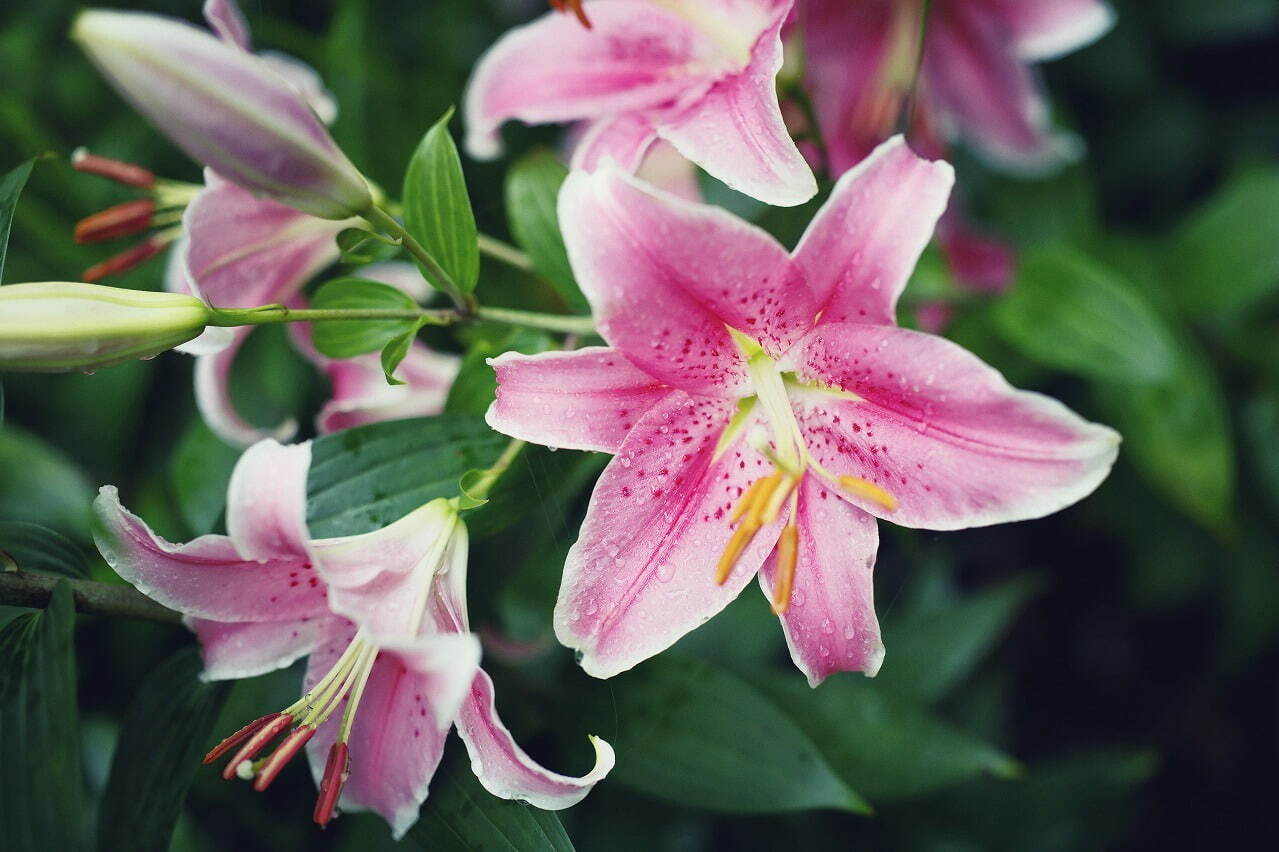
[72,9,372,220]
[0,282,212,372]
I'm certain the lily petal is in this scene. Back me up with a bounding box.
[306,625,481,839]
[924,3,1073,172]
[203,0,250,49]
[758,477,882,686]
[225,438,314,561]
[316,343,459,434]
[463,2,729,160]
[791,136,953,327]
[992,0,1116,61]
[93,485,327,622]
[800,0,897,175]
[559,165,814,395]
[556,392,781,678]
[486,347,672,453]
[655,6,816,206]
[455,669,615,809]
[309,499,461,638]
[187,614,329,680]
[571,113,660,173]
[785,323,1121,530]
[183,172,342,445]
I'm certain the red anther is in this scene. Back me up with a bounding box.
[82,237,166,282]
[71,149,155,189]
[252,725,316,792]
[74,199,156,244]
[549,0,592,29]
[313,742,350,828]
[221,713,293,780]
[204,712,289,765]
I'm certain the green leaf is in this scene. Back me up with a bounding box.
[0,521,89,578]
[1168,166,1279,314]
[97,648,231,852]
[763,676,1020,802]
[307,415,508,537]
[171,419,240,536]
[607,655,868,814]
[0,581,84,850]
[0,426,95,540]
[875,578,1038,704]
[1095,339,1234,531]
[994,247,1178,384]
[505,151,587,312]
[379,319,423,385]
[403,108,479,295]
[408,743,575,851]
[0,158,35,284]
[310,277,421,359]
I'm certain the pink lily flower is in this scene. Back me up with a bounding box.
[464,0,818,206]
[799,0,1115,175]
[168,170,349,446]
[291,263,462,435]
[93,439,613,836]
[486,137,1119,685]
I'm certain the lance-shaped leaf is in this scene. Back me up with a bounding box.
[505,151,587,313]
[994,246,1177,384]
[0,582,83,850]
[97,648,232,852]
[0,522,89,579]
[310,277,420,359]
[604,655,869,814]
[0,158,35,284]
[306,414,507,536]
[403,109,479,295]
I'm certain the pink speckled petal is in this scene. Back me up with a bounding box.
[93,484,327,622]
[455,669,614,808]
[224,438,314,561]
[791,136,953,327]
[555,392,781,678]
[571,113,660,172]
[800,0,896,175]
[184,171,343,310]
[988,0,1115,60]
[486,347,672,453]
[655,5,816,206]
[558,165,814,395]
[187,614,329,680]
[203,0,250,49]
[306,627,481,839]
[758,477,882,686]
[784,323,1121,530]
[924,3,1071,172]
[317,342,459,434]
[309,499,461,639]
[463,2,729,160]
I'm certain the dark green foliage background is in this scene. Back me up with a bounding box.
[2,0,1278,849]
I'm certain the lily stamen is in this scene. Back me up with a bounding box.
[836,475,898,513]
[548,0,592,29]
[716,471,783,584]
[772,522,799,615]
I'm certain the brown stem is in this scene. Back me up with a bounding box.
[0,570,181,624]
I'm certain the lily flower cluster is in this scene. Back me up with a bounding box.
[0,0,1121,837]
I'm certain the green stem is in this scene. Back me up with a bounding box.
[465,438,527,502]
[0,570,180,624]
[478,233,534,272]
[475,305,596,336]
[362,205,473,313]
[209,305,453,327]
